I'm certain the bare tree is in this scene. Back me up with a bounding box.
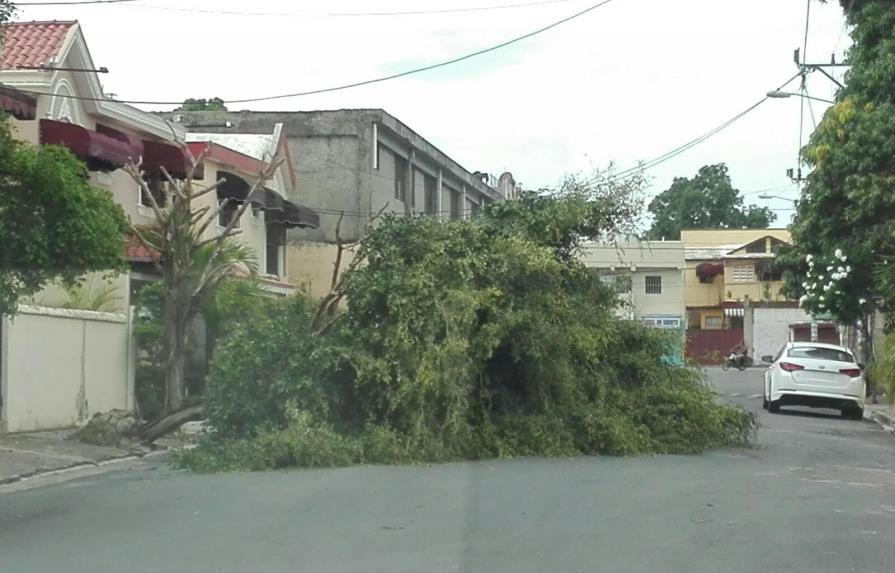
[125,147,282,420]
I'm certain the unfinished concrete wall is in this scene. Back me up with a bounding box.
[286,242,358,300]
[1,306,134,433]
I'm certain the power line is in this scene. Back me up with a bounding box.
[15,0,582,16]
[599,72,802,184]
[12,0,134,5]
[12,0,618,105]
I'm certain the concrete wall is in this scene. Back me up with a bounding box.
[286,242,357,300]
[684,266,723,308]
[581,242,685,323]
[1,306,134,433]
[631,269,686,320]
[747,306,813,360]
[168,110,504,242]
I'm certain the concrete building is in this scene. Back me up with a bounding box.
[681,228,792,331]
[580,241,686,329]
[171,109,517,297]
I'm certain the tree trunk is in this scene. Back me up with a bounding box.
[163,285,188,413]
[139,404,203,443]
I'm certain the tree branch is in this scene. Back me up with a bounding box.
[124,163,165,222]
[130,224,163,272]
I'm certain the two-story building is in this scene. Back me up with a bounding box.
[682,229,792,330]
[169,110,518,298]
[580,241,686,329]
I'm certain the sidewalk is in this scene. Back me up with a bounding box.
[866,400,895,433]
[0,429,154,485]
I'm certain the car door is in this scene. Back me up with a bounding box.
[766,344,786,400]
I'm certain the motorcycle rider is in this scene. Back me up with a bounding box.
[730,341,749,369]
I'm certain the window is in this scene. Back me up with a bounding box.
[217,199,240,228]
[450,189,461,219]
[600,273,632,294]
[266,223,286,276]
[704,316,723,330]
[645,275,662,294]
[424,174,437,214]
[139,174,166,207]
[730,265,755,283]
[394,154,408,202]
[788,346,854,363]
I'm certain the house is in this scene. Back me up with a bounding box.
[169,110,519,298]
[580,241,686,330]
[682,229,792,331]
[0,20,193,431]
[680,228,810,363]
[180,126,320,296]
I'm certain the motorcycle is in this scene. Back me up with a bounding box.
[721,353,753,371]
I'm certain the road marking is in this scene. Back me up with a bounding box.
[728,392,743,397]
[749,393,763,399]
[800,478,883,488]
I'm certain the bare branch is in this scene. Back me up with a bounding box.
[130,224,163,272]
[195,228,243,249]
[191,177,226,200]
[124,163,166,222]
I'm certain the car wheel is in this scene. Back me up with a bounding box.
[841,407,864,421]
[768,400,780,414]
[721,362,730,371]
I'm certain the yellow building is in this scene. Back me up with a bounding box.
[681,229,792,330]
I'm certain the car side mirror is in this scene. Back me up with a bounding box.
[761,355,774,364]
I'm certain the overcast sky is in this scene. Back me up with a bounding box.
[18,0,850,224]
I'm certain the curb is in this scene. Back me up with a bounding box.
[867,409,895,434]
[0,448,167,487]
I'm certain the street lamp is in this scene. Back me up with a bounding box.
[766,90,834,104]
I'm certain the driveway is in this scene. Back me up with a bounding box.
[1,368,893,573]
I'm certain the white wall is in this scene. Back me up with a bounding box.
[751,307,813,359]
[1,306,134,433]
[631,269,686,321]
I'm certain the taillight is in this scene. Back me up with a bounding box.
[839,368,862,378]
[779,362,805,372]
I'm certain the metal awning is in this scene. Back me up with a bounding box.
[267,199,319,229]
[724,308,744,317]
[0,86,37,120]
[40,119,139,171]
[142,139,200,179]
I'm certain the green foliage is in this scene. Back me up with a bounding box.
[646,163,776,240]
[0,0,15,27]
[870,331,895,400]
[181,174,756,472]
[783,2,895,323]
[175,98,228,112]
[57,276,123,312]
[0,115,129,316]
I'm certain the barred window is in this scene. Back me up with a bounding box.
[645,275,662,294]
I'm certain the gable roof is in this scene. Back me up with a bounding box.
[685,235,790,260]
[0,21,76,69]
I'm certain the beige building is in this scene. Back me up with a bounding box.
[580,241,686,329]
[681,229,792,330]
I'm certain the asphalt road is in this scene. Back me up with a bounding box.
[2,368,894,573]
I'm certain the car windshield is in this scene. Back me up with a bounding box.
[787,346,854,363]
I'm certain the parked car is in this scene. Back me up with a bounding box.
[761,342,865,419]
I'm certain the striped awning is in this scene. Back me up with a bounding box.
[724,308,744,317]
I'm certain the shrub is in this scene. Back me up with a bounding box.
[183,180,757,472]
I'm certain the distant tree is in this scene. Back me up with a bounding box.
[175,98,228,112]
[646,163,776,240]
[0,115,129,316]
[0,0,15,26]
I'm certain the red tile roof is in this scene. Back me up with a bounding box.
[0,21,76,70]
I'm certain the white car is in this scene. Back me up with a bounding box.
[762,342,865,419]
